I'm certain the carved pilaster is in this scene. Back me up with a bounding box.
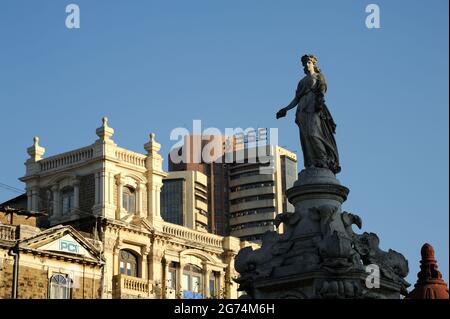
[51,185,60,217]
[115,174,124,220]
[73,179,80,209]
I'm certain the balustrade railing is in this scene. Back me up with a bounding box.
[115,148,147,168]
[0,224,16,241]
[162,222,223,248]
[40,147,94,172]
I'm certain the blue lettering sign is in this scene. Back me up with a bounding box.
[59,240,79,254]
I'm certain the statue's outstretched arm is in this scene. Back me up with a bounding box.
[285,96,299,111]
[276,95,299,119]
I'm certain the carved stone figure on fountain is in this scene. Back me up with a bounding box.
[234,55,410,299]
[276,54,340,174]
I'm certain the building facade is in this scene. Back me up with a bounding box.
[169,134,298,242]
[161,170,209,232]
[0,118,256,299]
[227,145,297,242]
[0,208,103,299]
[169,135,230,236]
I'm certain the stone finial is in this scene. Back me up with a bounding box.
[144,132,161,154]
[96,116,114,141]
[27,136,45,161]
[421,243,436,261]
[406,243,449,299]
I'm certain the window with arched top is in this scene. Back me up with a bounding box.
[182,264,203,299]
[49,274,72,299]
[122,186,136,213]
[61,187,74,215]
[119,249,138,277]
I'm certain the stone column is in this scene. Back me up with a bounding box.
[148,243,165,286]
[94,170,106,213]
[103,237,116,299]
[177,260,185,299]
[99,169,118,219]
[93,171,105,217]
[164,259,171,298]
[115,175,124,220]
[108,172,114,205]
[219,271,226,299]
[203,262,210,298]
[94,172,100,205]
[155,184,162,218]
[147,185,156,218]
[222,251,238,298]
[113,247,120,276]
[26,188,32,211]
[31,187,39,212]
[137,183,144,218]
[145,253,155,297]
[51,185,60,218]
[141,246,150,280]
[161,258,168,298]
[73,179,80,210]
[100,170,107,206]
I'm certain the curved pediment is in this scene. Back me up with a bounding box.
[180,248,223,265]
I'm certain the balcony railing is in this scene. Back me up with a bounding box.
[40,146,94,172]
[162,222,223,248]
[115,147,147,168]
[36,144,148,173]
[0,224,16,241]
[112,274,153,298]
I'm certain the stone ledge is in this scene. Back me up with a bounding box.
[286,183,350,203]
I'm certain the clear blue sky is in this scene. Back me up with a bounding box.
[0,0,448,288]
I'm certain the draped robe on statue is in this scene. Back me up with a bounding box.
[294,73,341,174]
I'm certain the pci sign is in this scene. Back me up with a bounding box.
[59,240,79,254]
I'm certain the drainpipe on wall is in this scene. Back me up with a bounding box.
[9,243,19,299]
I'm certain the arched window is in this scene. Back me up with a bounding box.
[49,274,72,299]
[61,187,74,215]
[182,264,203,299]
[122,186,136,213]
[119,250,138,277]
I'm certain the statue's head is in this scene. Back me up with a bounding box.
[301,54,320,74]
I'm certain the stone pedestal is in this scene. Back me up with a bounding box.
[235,168,410,299]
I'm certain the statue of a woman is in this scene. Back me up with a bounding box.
[276,54,341,174]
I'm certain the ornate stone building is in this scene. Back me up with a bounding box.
[0,208,104,299]
[1,117,256,299]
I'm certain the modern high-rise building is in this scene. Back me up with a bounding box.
[227,145,297,242]
[161,170,209,232]
[168,134,298,242]
[168,135,230,236]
